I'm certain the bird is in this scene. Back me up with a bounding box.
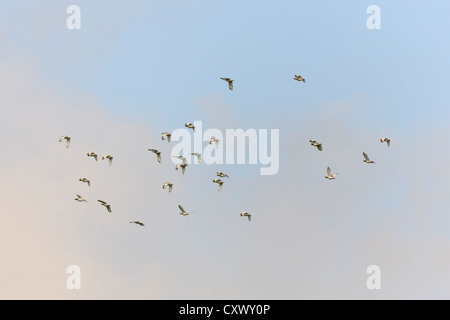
[363,152,375,164]
[293,74,305,83]
[74,194,87,202]
[213,179,224,191]
[325,167,338,180]
[163,182,173,193]
[309,140,323,151]
[173,155,188,165]
[161,132,172,142]
[97,200,112,213]
[217,171,229,178]
[130,221,145,226]
[380,137,391,147]
[102,154,113,166]
[191,152,202,164]
[148,149,162,163]
[178,205,190,216]
[59,136,71,148]
[79,178,90,187]
[210,137,220,148]
[240,211,251,222]
[220,77,234,90]
[87,152,98,161]
[185,123,195,132]
[176,163,188,174]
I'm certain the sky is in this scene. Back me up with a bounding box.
[1,1,450,299]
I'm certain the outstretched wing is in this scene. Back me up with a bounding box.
[218,182,223,192]
[178,205,185,213]
[157,153,162,163]
[327,167,331,176]
[228,81,233,90]
[98,200,107,205]
[363,152,370,161]
[317,144,322,151]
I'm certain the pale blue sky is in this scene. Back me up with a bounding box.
[2,1,450,299]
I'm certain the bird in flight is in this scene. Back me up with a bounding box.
[176,163,188,174]
[213,179,224,191]
[163,182,173,193]
[102,154,113,166]
[309,140,323,151]
[363,152,375,164]
[240,211,251,222]
[380,137,391,147]
[191,152,202,164]
[325,167,338,180]
[79,178,90,187]
[87,152,98,161]
[161,132,172,142]
[173,155,188,165]
[75,194,87,202]
[97,200,112,213]
[178,205,190,216]
[130,221,145,226]
[59,136,71,149]
[220,77,234,90]
[210,137,220,149]
[185,123,195,132]
[217,171,229,178]
[148,149,162,163]
[293,74,305,83]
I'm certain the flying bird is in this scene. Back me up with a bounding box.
[59,136,71,148]
[217,171,229,178]
[176,163,188,174]
[220,77,234,90]
[87,152,98,161]
[178,205,190,216]
[191,152,202,164]
[97,200,112,213]
[173,155,188,165]
[293,75,305,83]
[210,137,220,148]
[148,149,162,163]
[102,154,113,166]
[185,123,195,132]
[213,179,224,191]
[325,167,338,180]
[163,182,173,193]
[79,178,90,187]
[161,132,172,142]
[240,211,251,222]
[380,137,391,147]
[130,221,145,226]
[74,194,87,202]
[363,152,375,164]
[309,140,323,151]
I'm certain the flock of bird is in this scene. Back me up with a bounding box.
[60,75,391,226]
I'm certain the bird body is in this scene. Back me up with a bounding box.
[213,179,224,191]
[185,123,196,132]
[163,182,173,193]
[217,171,229,178]
[220,77,234,90]
[240,211,251,221]
[87,152,98,161]
[325,167,337,180]
[102,154,113,166]
[161,132,172,142]
[59,136,71,148]
[148,149,162,163]
[309,140,323,151]
[75,194,87,202]
[79,178,90,187]
[380,137,391,147]
[363,152,375,164]
[98,200,112,213]
[178,205,189,216]
[293,75,305,83]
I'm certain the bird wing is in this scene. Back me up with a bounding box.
[247,214,251,221]
[109,157,113,166]
[98,200,107,205]
[182,165,186,174]
[169,185,173,192]
[317,144,323,151]
[327,167,331,176]
[215,139,219,149]
[228,81,233,90]
[363,152,370,161]
[198,154,202,164]
[65,138,70,148]
[106,205,112,213]
[178,205,185,213]
[167,134,171,142]
[157,153,162,163]
[387,140,390,147]
[218,182,223,192]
